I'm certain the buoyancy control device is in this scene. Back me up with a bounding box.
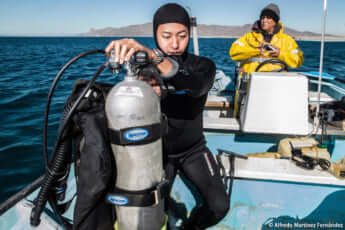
[30,49,168,230]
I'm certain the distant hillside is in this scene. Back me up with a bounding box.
[85,23,153,37]
[82,23,344,41]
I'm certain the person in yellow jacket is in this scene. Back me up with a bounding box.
[230,3,304,73]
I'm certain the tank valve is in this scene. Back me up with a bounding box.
[108,50,122,74]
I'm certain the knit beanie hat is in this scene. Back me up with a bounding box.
[153,3,190,49]
[260,3,280,22]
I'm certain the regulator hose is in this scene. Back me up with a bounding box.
[31,50,107,228]
[31,97,75,228]
[43,49,106,166]
[30,138,72,228]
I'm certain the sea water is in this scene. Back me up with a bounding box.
[1,37,345,204]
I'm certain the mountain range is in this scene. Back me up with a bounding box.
[82,23,344,40]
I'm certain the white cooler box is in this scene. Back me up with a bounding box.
[240,72,309,135]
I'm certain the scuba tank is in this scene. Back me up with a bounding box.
[105,51,168,230]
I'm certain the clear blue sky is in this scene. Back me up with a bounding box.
[1,0,345,36]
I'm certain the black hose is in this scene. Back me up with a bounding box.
[43,49,105,166]
[31,96,75,228]
[31,87,75,227]
[0,175,44,216]
[30,140,72,227]
[31,57,108,227]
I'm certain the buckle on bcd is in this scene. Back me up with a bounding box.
[154,179,169,205]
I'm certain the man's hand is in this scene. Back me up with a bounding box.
[259,42,280,57]
[105,39,155,64]
[259,42,267,56]
[268,44,280,57]
[105,39,173,76]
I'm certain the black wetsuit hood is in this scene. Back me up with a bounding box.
[153,3,190,55]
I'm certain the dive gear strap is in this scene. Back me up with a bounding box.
[106,180,170,207]
[108,116,167,146]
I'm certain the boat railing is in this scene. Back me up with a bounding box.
[309,79,345,101]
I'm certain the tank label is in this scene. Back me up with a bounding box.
[124,128,149,141]
[116,86,143,97]
[107,195,129,206]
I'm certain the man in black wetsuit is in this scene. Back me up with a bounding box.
[105,3,229,229]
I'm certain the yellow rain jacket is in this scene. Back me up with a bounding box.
[230,22,304,73]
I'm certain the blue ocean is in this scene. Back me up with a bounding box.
[1,37,345,204]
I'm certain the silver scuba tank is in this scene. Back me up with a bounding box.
[105,55,165,230]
